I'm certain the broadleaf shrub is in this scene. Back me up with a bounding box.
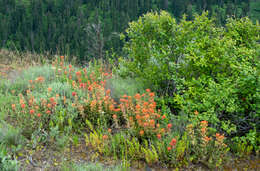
[121,11,260,151]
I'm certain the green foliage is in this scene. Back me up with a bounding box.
[122,11,259,153]
[121,11,179,95]
[0,144,19,171]
[0,122,25,148]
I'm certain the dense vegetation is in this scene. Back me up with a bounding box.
[0,0,259,169]
[0,0,259,61]
[0,10,259,170]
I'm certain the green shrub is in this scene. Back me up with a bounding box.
[121,11,180,96]
[121,11,260,152]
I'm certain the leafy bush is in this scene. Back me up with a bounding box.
[121,11,260,151]
[120,11,180,96]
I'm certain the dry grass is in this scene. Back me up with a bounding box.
[0,49,54,81]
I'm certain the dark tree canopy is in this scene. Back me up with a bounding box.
[0,0,259,61]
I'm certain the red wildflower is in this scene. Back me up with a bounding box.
[29,109,35,114]
[157,134,161,139]
[134,93,141,99]
[50,97,55,103]
[76,71,81,77]
[21,103,25,109]
[37,113,41,117]
[103,135,108,140]
[72,92,77,97]
[167,123,172,129]
[149,92,155,97]
[170,138,177,146]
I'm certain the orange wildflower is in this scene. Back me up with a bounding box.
[114,108,120,112]
[47,103,52,108]
[134,93,141,99]
[170,138,177,146]
[157,134,161,139]
[216,133,225,142]
[76,71,81,77]
[106,89,111,95]
[29,109,35,114]
[139,130,144,136]
[112,114,117,119]
[201,127,206,134]
[149,92,155,97]
[203,136,211,142]
[200,120,208,126]
[12,104,16,110]
[48,87,52,92]
[149,119,155,126]
[108,128,112,133]
[50,97,55,103]
[102,135,108,140]
[36,76,45,83]
[136,114,141,120]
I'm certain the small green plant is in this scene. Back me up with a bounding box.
[0,144,19,171]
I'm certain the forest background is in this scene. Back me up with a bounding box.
[1,0,260,61]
